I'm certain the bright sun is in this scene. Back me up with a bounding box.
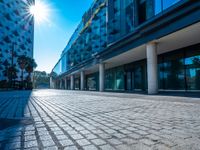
[29,1,50,24]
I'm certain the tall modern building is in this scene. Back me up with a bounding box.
[0,0,34,82]
[50,0,200,94]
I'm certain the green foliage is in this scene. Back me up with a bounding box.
[33,71,50,89]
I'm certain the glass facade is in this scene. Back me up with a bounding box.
[158,45,200,91]
[51,0,198,93]
[124,60,147,91]
[86,73,99,91]
[155,0,181,15]
[52,0,183,77]
[105,66,125,91]
[75,78,80,90]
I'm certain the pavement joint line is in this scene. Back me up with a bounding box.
[31,97,82,150]
[35,98,119,148]
[36,97,151,149]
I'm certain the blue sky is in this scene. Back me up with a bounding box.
[34,0,93,73]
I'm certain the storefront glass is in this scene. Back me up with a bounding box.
[158,44,200,91]
[105,66,124,91]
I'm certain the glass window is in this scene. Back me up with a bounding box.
[163,0,180,10]
[105,67,124,90]
[185,49,200,90]
[155,0,181,15]
[159,52,185,90]
[154,0,162,15]
[125,0,134,33]
[126,72,132,91]
[86,73,98,91]
[134,66,143,89]
[115,68,124,90]
[75,78,80,90]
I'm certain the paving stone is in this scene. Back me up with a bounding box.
[84,134,97,140]
[59,139,74,147]
[91,139,107,145]
[43,146,58,150]
[108,138,122,145]
[24,140,38,148]
[24,135,36,141]
[140,138,157,146]
[99,144,116,150]
[83,145,98,150]
[76,139,91,146]
[42,140,55,147]
[64,146,78,150]
[0,90,200,150]
[121,138,137,145]
[71,134,84,140]
[5,142,21,149]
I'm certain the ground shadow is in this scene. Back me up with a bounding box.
[0,90,33,149]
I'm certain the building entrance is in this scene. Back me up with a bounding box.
[125,62,146,91]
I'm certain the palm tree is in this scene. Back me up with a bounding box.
[25,57,37,82]
[4,66,18,82]
[17,55,28,88]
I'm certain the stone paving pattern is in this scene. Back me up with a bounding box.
[0,90,200,150]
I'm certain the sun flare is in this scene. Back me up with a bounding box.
[29,1,50,24]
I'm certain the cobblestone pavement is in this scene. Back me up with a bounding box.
[0,90,200,150]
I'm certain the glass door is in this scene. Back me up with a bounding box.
[126,72,132,91]
[134,66,142,90]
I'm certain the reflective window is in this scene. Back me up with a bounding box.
[154,0,162,15]
[75,78,80,90]
[155,0,181,15]
[125,0,134,33]
[160,53,185,90]
[163,0,180,10]
[158,45,200,91]
[105,67,124,90]
[185,49,200,90]
[86,73,99,91]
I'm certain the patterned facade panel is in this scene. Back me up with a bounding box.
[0,0,34,81]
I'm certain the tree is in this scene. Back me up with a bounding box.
[25,57,37,82]
[17,55,37,89]
[17,55,28,82]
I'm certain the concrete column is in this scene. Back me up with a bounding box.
[65,77,67,90]
[99,63,105,92]
[80,71,85,90]
[146,42,158,94]
[70,75,74,90]
[50,77,53,89]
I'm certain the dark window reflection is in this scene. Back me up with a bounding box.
[185,50,200,90]
[105,67,124,90]
[158,45,200,91]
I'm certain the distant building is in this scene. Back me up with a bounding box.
[0,0,34,81]
[51,0,200,94]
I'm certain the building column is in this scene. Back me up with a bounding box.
[50,77,53,89]
[99,63,105,92]
[80,71,85,90]
[65,77,67,90]
[70,75,74,90]
[146,42,158,94]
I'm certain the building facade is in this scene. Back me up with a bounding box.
[0,0,34,82]
[50,0,200,94]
